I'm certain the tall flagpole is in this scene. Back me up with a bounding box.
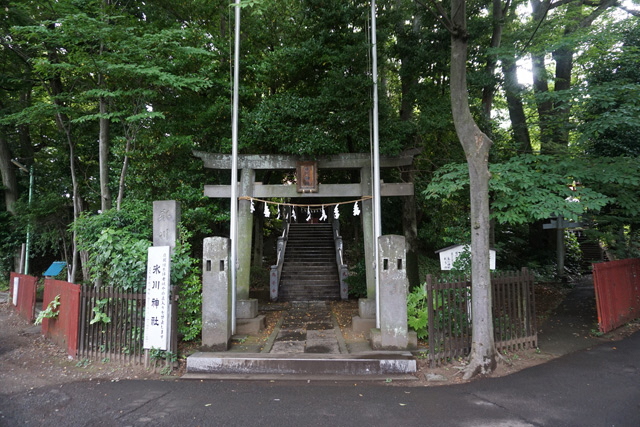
[371,0,382,329]
[230,0,241,334]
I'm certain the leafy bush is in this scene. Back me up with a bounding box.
[75,202,152,288]
[34,294,61,325]
[87,228,152,291]
[173,227,202,342]
[407,284,429,339]
[345,257,367,299]
[176,265,202,341]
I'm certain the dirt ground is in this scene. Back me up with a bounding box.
[2,283,638,393]
[329,298,559,387]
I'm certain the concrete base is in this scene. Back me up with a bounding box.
[236,315,266,335]
[185,351,416,376]
[370,328,418,351]
[237,299,259,319]
[200,340,230,352]
[351,316,376,336]
[358,298,376,319]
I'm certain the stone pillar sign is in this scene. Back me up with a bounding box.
[202,237,232,350]
[153,200,181,248]
[370,235,417,350]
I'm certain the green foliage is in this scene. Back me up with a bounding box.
[74,202,152,289]
[34,294,61,325]
[87,228,152,290]
[345,257,367,299]
[407,284,430,339]
[176,266,202,342]
[425,154,640,226]
[90,298,111,325]
[0,212,21,282]
[450,247,471,277]
[149,348,177,375]
[579,22,640,157]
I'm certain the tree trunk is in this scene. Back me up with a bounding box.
[502,56,532,153]
[116,137,132,211]
[401,164,420,290]
[450,0,496,379]
[99,96,112,212]
[0,133,18,214]
[63,122,81,284]
[480,0,505,119]
[394,6,421,289]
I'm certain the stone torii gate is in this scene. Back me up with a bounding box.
[194,150,415,335]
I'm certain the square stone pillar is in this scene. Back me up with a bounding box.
[153,201,181,249]
[360,165,376,299]
[202,237,232,350]
[237,168,255,301]
[370,235,417,350]
[352,165,377,336]
[235,168,264,334]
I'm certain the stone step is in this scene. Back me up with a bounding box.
[284,249,335,255]
[278,295,340,302]
[282,261,336,266]
[185,352,416,376]
[279,283,340,291]
[280,278,339,284]
[280,273,338,280]
[286,243,334,247]
[280,284,340,299]
[279,222,340,302]
[282,259,335,265]
[281,263,338,277]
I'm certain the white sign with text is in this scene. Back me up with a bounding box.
[143,246,171,350]
[12,276,19,306]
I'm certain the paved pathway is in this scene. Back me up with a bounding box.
[537,277,602,355]
[2,330,639,426]
[270,301,347,354]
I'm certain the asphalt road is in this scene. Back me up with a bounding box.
[1,331,638,427]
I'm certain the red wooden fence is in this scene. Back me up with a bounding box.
[41,279,81,357]
[593,258,640,333]
[8,272,37,323]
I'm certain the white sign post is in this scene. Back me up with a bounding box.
[12,276,19,306]
[436,244,496,271]
[144,246,171,350]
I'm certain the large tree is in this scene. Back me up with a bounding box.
[419,0,497,377]
[449,0,497,379]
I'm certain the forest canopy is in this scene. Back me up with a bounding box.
[1,0,639,283]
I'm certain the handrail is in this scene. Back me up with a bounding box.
[332,218,349,300]
[269,206,291,301]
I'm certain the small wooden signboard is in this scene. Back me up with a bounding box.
[296,161,318,193]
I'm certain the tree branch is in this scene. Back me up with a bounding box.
[618,5,640,16]
[579,0,619,28]
[415,0,455,33]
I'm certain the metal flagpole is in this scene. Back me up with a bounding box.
[230,0,241,334]
[370,0,382,329]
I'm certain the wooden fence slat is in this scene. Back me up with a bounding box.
[77,286,151,365]
[427,269,537,366]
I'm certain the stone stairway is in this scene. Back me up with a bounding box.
[278,223,341,301]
